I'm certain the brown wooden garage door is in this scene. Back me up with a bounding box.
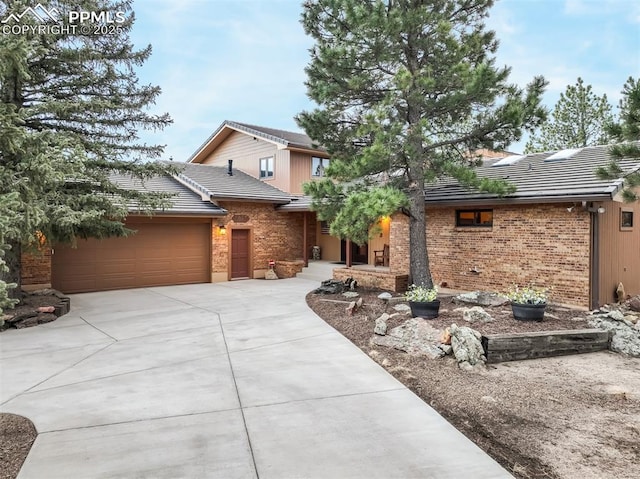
[52,219,211,293]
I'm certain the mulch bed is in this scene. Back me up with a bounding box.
[0,414,37,479]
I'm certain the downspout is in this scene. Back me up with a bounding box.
[589,208,600,309]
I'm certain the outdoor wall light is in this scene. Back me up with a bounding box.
[218,224,227,235]
[597,207,606,214]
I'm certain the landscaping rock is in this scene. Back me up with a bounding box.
[378,292,393,301]
[313,279,345,294]
[393,304,411,313]
[439,344,453,355]
[449,323,486,369]
[37,306,56,313]
[628,296,640,312]
[374,313,389,335]
[371,318,444,359]
[462,306,495,323]
[343,291,359,298]
[454,291,509,307]
[265,269,278,280]
[588,310,640,357]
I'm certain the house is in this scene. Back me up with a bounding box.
[22,119,640,309]
[333,145,640,308]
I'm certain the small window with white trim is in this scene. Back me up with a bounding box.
[259,157,274,179]
[312,157,330,177]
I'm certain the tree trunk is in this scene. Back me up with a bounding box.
[408,185,433,289]
[1,239,23,302]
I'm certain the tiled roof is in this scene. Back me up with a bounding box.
[425,144,640,205]
[276,195,314,211]
[187,120,326,163]
[111,173,227,216]
[229,121,322,151]
[176,162,293,204]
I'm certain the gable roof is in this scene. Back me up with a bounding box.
[175,162,293,204]
[425,144,640,205]
[111,173,227,216]
[188,120,327,163]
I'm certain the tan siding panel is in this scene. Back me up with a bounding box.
[598,196,640,305]
[201,131,278,177]
[289,152,313,194]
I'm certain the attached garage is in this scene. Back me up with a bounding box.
[52,218,212,293]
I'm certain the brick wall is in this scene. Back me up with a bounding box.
[333,268,409,292]
[390,204,591,307]
[213,202,306,279]
[21,248,52,287]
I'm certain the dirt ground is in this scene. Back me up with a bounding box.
[307,289,640,479]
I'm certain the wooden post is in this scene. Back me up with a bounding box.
[303,212,308,267]
[346,239,353,268]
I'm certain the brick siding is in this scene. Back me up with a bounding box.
[390,204,591,307]
[21,248,52,287]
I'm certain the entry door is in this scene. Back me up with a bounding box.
[231,229,250,279]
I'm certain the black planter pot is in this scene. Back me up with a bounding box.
[409,300,441,319]
[511,302,546,322]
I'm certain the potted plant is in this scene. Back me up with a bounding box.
[506,285,549,321]
[405,284,440,319]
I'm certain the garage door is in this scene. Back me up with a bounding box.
[52,220,211,293]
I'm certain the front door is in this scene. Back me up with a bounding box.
[231,229,250,279]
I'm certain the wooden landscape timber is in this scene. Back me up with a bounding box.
[482,328,612,363]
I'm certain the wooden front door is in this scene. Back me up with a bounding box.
[231,229,250,279]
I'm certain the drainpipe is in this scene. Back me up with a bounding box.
[589,208,600,309]
[227,160,233,176]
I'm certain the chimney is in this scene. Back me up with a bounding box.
[227,159,233,176]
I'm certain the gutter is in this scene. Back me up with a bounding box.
[424,193,614,207]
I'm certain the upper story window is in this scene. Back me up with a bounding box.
[456,209,493,227]
[621,209,634,230]
[259,156,274,179]
[312,157,330,177]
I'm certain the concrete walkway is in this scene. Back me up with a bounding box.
[1,279,512,478]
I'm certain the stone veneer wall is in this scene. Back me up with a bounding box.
[390,204,591,307]
[213,202,306,280]
[333,268,409,292]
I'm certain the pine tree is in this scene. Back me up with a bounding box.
[297,0,546,287]
[525,77,613,153]
[0,0,173,306]
[596,77,640,202]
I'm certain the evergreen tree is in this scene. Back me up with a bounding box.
[0,0,172,306]
[596,77,640,202]
[525,77,613,153]
[297,0,546,287]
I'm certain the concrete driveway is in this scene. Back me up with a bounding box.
[1,279,511,478]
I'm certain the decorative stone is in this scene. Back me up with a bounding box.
[346,301,357,315]
[374,313,389,335]
[381,358,391,367]
[264,269,278,280]
[342,291,359,298]
[628,296,640,312]
[588,313,640,357]
[439,344,453,355]
[37,313,57,324]
[313,279,345,294]
[624,315,638,324]
[37,306,56,313]
[449,323,486,368]
[378,292,393,301]
[371,318,445,359]
[605,310,625,321]
[544,312,560,320]
[454,291,509,307]
[462,306,494,323]
[393,304,411,313]
[440,327,451,345]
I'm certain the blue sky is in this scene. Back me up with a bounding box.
[129,0,640,162]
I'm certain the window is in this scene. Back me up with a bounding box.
[621,210,634,230]
[259,157,274,179]
[312,157,330,177]
[456,209,493,227]
[320,221,330,235]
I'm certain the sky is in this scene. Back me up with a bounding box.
[127,0,640,162]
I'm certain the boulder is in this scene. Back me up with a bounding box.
[371,318,445,359]
[453,291,509,307]
[265,269,278,280]
[588,312,640,357]
[374,314,389,335]
[462,306,494,323]
[378,292,393,301]
[449,323,486,368]
[628,296,640,312]
[313,279,345,294]
[393,304,411,313]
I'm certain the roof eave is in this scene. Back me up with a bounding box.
[424,193,614,207]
